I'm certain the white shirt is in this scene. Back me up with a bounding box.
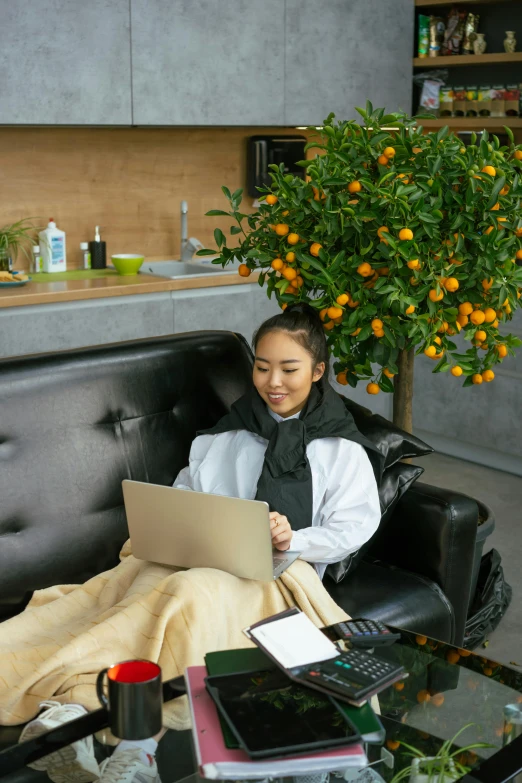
[172,408,381,580]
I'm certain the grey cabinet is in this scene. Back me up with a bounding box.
[131,0,285,126]
[284,0,413,126]
[0,0,132,125]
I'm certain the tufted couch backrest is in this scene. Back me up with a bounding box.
[0,332,253,616]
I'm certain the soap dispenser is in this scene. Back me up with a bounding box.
[89,226,106,269]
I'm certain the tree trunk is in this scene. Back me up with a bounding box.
[393,348,415,434]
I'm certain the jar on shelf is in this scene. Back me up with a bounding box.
[474,33,487,55]
[504,31,517,54]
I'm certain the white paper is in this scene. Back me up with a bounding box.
[250,611,340,669]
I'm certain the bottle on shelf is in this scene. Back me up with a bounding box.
[89,225,106,269]
[80,242,91,270]
[38,218,66,273]
[32,244,43,273]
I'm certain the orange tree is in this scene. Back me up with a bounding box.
[198,103,522,433]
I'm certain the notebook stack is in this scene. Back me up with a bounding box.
[185,647,369,780]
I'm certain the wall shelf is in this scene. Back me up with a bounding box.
[413,52,522,67]
[416,117,522,128]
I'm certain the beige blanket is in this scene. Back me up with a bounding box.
[0,542,348,729]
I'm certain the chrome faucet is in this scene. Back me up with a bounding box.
[180,200,203,262]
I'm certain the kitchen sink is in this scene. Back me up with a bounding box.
[140,259,241,279]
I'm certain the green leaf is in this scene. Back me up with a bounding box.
[382,323,396,346]
[232,188,243,202]
[214,228,225,248]
[258,272,266,287]
[205,209,230,217]
[196,248,218,256]
[379,374,394,393]
[463,375,474,387]
[357,325,372,341]
[221,186,232,200]
[498,285,507,306]
[485,176,506,210]
[504,125,515,144]
[230,225,242,235]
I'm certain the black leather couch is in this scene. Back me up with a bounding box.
[0,331,479,778]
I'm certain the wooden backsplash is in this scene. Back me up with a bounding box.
[0,127,311,270]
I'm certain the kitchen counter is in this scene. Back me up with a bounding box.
[0,263,259,308]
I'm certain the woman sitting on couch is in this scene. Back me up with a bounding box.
[2,303,381,783]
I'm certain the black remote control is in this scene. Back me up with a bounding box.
[321,618,401,647]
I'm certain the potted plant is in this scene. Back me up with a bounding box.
[0,218,39,272]
[389,724,493,783]
[198,102,522,434]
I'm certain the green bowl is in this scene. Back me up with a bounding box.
[111,254,144,276]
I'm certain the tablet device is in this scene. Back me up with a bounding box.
[205,668,361,759]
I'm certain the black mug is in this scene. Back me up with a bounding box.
[96,659,162,740]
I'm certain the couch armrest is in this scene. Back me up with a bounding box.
[367,480,478,646]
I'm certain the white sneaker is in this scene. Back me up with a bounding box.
[18,700,100,783]
[99,748,161,783]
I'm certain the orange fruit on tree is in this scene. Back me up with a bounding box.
[456,314,469,327]
[399,228,414,241]
[447,650,460,664]
[393,681,404,690]
[451,366,463,377]
[327,305,343,320]
[410,276,420,286]
[495,344,508,358]
[295,275,304,288]
[482,165,496,176]
[386,739,400,751]
[383,146,396,158]
[310,242,322,257]
[238,264,251,277]
[371,318,384,331]
[336,293,349,306]
[374,328,385,338]
[377,226,390,243]
[271,258,284,270]
[416,635,428,645]
[413,146,422,154]
[282,210,289,216]
[500,185,510,195]
[351,327,361,336]
[348,180,362,194]
[429,289,444,302]
[319,308,328,322]
[324,321,335,331]
[437,321,449,333]
[377,154,389,166]
[407,258,420,269]
[424,346,437,358]
[433,336,442,345]
[482,278,494,291]
[472,373,483,385]
[357,261,373,277]
[336,371,348,385]
[275,223,289,236]
[282,267,297,281]
[367,382,380,395]
[348,298,360,308]
[383,368,395,378]
[482,369,495,382]
[265,194,278,205]
[516,249,522,260]
[515,150,522,161]
[287,232,300,245]
[405,304,415,314]
[483,667,493,676]
[286,251,296,263]
[431,693,445,707]
[444,277,459,292]
[491,202,500,211]
[485,226,494,235]
[475,330,487,343]
[379,266,390,276]
[417,689,431,703]
[470,310,486,325]
[459,302,473,316]
[281,303,287,310]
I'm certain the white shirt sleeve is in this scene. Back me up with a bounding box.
[290,439,381,566]
[172,434,215,490]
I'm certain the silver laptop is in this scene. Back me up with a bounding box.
[122,480,300,582]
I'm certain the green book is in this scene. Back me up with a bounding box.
[204,647,385,748]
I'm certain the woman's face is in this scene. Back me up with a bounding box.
[253,330,325,418]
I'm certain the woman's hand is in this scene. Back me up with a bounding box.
[269,512,293,551]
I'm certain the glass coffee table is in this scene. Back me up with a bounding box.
[2,626,522,783]
[160,627,522,783]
